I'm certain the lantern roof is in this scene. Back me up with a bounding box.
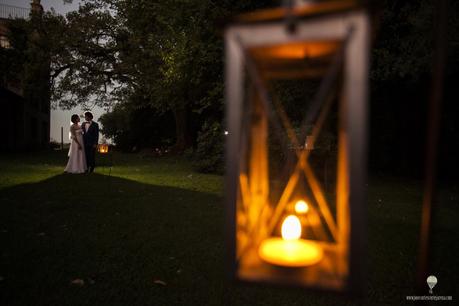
[228,1,364,80]
[233,0,360,25]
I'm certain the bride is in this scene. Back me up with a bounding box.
[64,114,87,174]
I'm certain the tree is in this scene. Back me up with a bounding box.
[50,1,129,110]
[0,9,67,112]
[48,0,275,151]
[369,0,459,176]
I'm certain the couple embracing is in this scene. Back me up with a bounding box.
[64,112,99,174]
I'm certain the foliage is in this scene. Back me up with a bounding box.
[371,0,434,82]
[99,102,175,151]
[50,2,128,109]
[191,120,225,174]
[0,10,67,108]
[368,0,459,176]
[371,0,459,83]
[0,19,27,86]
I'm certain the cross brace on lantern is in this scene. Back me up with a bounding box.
[235,31,350,261]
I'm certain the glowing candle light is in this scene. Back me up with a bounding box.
[98,144,109,154]
[295,200,309,214]
[258,215,323,267]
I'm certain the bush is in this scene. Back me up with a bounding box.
[192,121,224,174]
[48,140,62,150]
[99,104,175,152]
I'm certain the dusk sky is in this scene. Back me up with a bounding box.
[1,0,106,143]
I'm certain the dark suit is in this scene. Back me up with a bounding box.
[82,121,99,172]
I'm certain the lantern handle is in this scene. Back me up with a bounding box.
[283,0,297,33]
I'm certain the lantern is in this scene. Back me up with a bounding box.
[97,144,109,154]
[224,0,369,293]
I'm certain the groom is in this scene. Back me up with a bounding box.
[82,111,99,173]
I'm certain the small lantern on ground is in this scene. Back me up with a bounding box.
[97,144,109,154]
[224,0,370,293]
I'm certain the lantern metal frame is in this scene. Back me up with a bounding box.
[224,2,369,293]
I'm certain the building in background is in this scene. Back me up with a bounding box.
[0,0,50,151]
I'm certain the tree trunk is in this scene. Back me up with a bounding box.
[171,107,190,153]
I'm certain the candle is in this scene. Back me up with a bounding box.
[258,215,323,267]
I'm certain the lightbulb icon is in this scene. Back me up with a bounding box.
[426,275,437,294]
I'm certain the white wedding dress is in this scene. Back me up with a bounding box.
[64,124,87,174]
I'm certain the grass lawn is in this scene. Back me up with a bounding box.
[0,151,457,305]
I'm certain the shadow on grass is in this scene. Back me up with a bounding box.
[0,174,226,305]
[0,174,340,306]
[0,174,457,306]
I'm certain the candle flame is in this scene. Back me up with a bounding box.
[281,215,301,240]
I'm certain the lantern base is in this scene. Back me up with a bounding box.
[237,242,347,290]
